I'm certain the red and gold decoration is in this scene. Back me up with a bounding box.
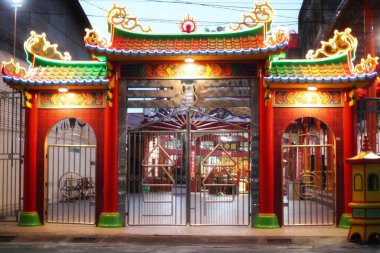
[24,31,71,61]
[107,4,152,33]
[1,58,27,78]
[84,28,110,48]
[273,90,343,107]
[179,15,197,33]
[264,27,290,47]
[37,92,105,109]
[121,62,257,79]
[229,0,273,31]
[354,54,379,75]
[305,28,357,60]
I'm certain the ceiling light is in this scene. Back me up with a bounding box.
[58,87,68,93]
[184,58,194,63]
[307,86,317,91]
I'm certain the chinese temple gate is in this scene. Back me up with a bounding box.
[1,1,379,230]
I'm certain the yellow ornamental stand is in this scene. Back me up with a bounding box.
[346,136,380,242]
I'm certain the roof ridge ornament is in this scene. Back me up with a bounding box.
[107,4,152,33]
[264,27,289,46]
[24,31,72,61]
[180,15,197,33]
[1,58,27,78]
[305,28,357,59]
[353,54,379,75]
[84,28,110,48]
[229,0,273,31]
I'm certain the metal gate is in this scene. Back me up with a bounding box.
[282,118,335,226]
[127,108,251,225]
[0,91,24,221]
[46,118,96,224]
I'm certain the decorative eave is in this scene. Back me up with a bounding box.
[265,28,379,89]
[1,31,109,91]
[84,1,290,61]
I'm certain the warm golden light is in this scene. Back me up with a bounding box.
[184,58,195,63]
[307,86,317,91]
[58,87,68,93]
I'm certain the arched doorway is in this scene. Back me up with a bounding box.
[45,118,97,224]
[282,117,335,226]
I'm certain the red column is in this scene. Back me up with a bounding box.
[18,93,41,226]
[343,100,354,211]
[364,0,377,151]
[339,96,355,228]
[255,67,279,228]
[98,66,122,227]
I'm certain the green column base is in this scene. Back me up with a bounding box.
[98,212,123,228]
[253,213,280,228]
[18,212,41,226]
[338,213,352,229]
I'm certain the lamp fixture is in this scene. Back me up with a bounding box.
[58,87,68,93]
[184,58,194,63]
[307,86,317,91]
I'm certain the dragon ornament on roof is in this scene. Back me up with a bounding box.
[24,31,71,62]
[106,3,152,33]
[229,0,273,31]
[305,28,378,75]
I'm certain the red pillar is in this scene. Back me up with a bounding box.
[339,97,355,228]
[364,0,377,151]
[98,66,123,227]
[254,67,279,228]
[18,93,41,226]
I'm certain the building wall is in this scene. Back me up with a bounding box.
[298,0,342,57]
[298,0,380,62]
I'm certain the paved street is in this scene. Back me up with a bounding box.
[0,223,379,253]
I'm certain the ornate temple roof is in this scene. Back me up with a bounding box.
[265,28,378,88]
[84,2,289,60]
[1,32,109,90]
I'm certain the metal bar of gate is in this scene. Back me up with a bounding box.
[0,92,24,221]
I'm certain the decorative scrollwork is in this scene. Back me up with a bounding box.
[294,172,321,200]
[1,58,27,78]
[84,28,110,47]
[107,4,152,33]
[264,27,290,46]
[179,15,197,33]
[354,54,379,75]
[229,0,273,31]
[306,28,357,59]
[24,31,71,61]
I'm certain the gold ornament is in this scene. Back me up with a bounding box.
[107,4,152,33]
[354,54,379,75]
[24,31,71,61]
[229,0,273,31]
[265,27,290,46]
[1,59,27,78]
[84,28,110,47]
[306,28,357,59]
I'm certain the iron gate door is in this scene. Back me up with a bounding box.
[126,109,251,226]
[46,118,96,224]
[282,128,336,226]
[190,130,250,225]
[0,91,24,221]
